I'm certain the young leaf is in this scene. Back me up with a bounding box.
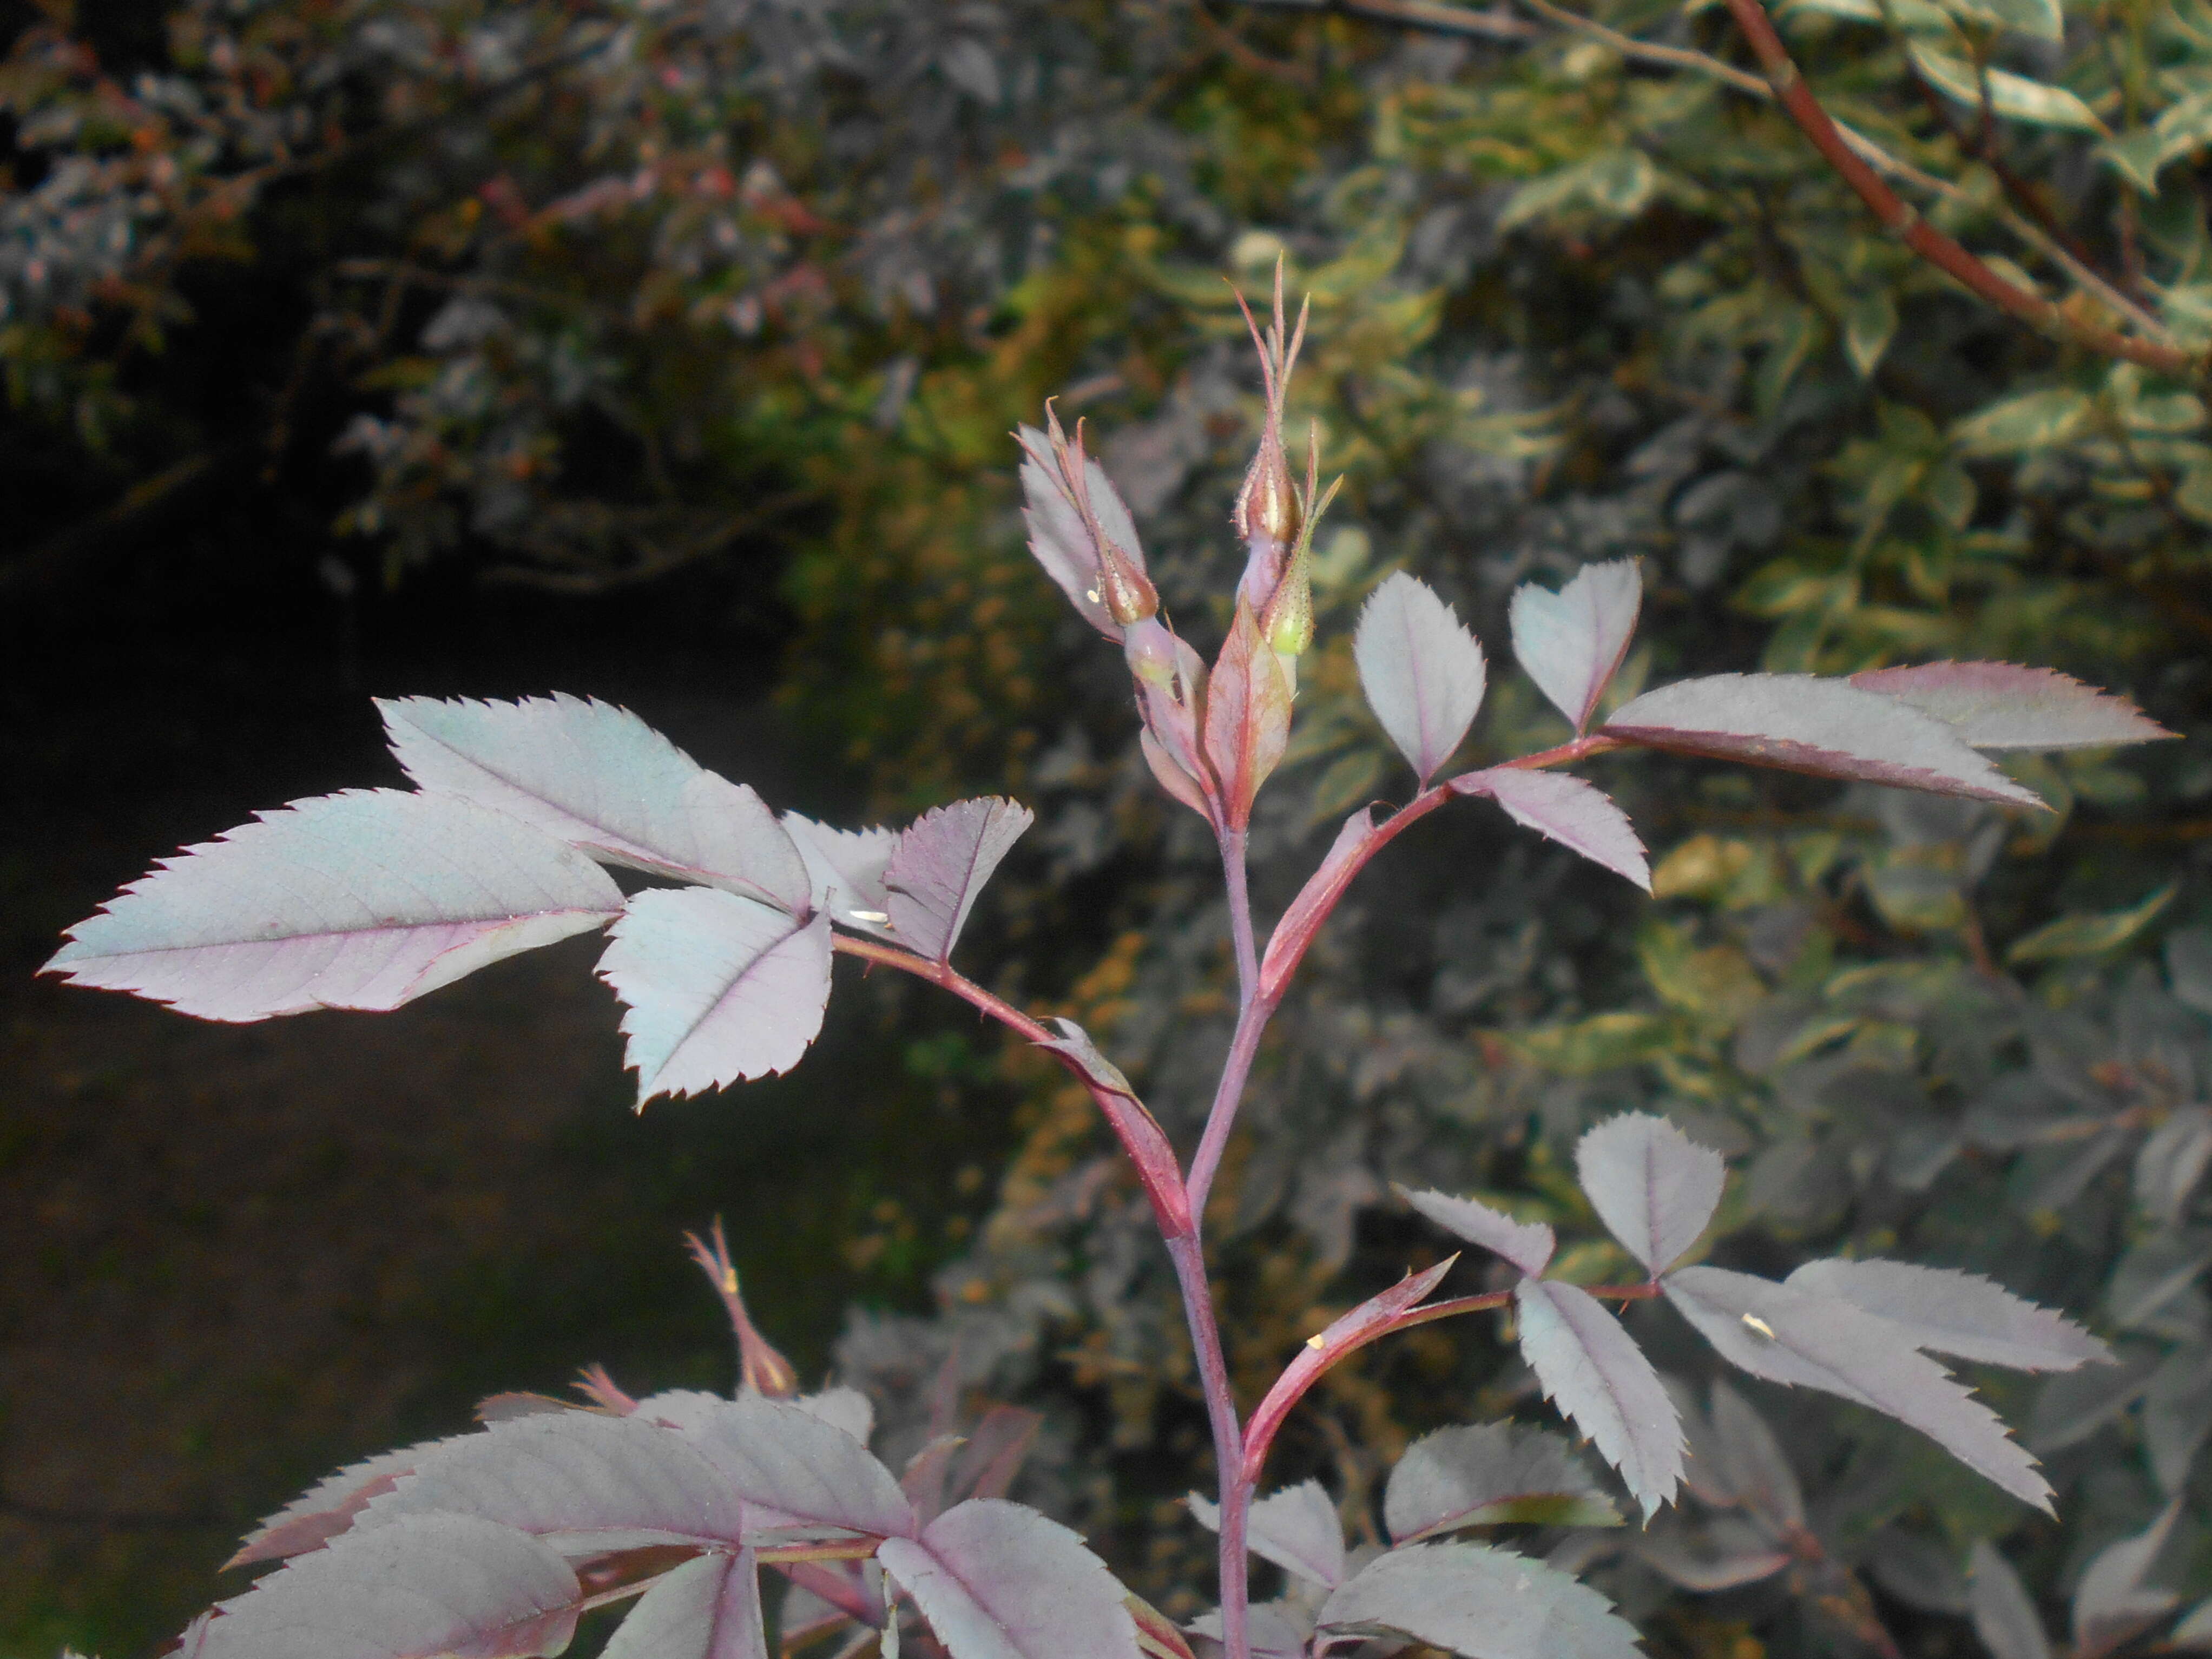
[1784,1259,2113,1371]
[361,1412,749,1553]
[602,1550,770,1659]
[783,814,899,939]
[1384,1423,1618,1543]
[946,1406,1042,1506]
[1399,1186,1556,1276]
[1354,573,1487,785]
[228,1436,476,1567]
[1602,675,2046,807]
[1317,1541,1642,1659]
[1706,1382,1804,1530]
[687,1393,914,1539]
[1515,1279,1684,1520]
[1188,1479,1345,1588]
[1259,806,1382,1002]
[877,1498,1141,1659]
[1016,429,1146,641]
[42,790,623,1022]
[1243,1261,1456,1473]
[1969,1541,2053,1659]
[198,1513,581,1659]
[378,696,811,911]
[1031,1018,1191,1236]
[2073,1502,2182,1658]
[1663,1266,2053,1511]
[1509,559,1642,733]
[598,893,833,1103]
[1449,770,1650,891]
[1203,600,1293,827]
[1848,664,2173,752]
[884,798,1035,963]
[1575,1114,1726,1276]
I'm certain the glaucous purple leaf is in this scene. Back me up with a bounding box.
[42,790,622,1022]
[379,696,811,911]
[1705,1382,1803,1530]
[794,1387,876,1446]
[1850,664,2174,751]
[1317,1541,1641,1659]
[782,814,899,939]
[598,893,832,1104]
[1635,1516,1792,1590]
[1384,1423,1617,1543]
[1508,559,1642,733]
[1259,806,1381,1003]
[1602,675,2045,807]
[884,798,1035,963]
[361,1412,748,1553]
[1449,770,1650,891]
[1784,1259,2112,1371]
[1515,1279,1683,1519]
[947,1406,1042,1505]
[1187,1479,1345,1588]
[1185,1601,1313,1659]
[1575,1114,1726,1277]
[878,1498,1140,1659]
[1015,428,1145,641]
[1663,1266,2052,1511]
[229,1436,474,1567]
[199,1513,581,1659]
[1399,1186,1555,1277]
[1355,573,1487,785]
[903,1434,964,1524]
[1969,1541,2052,1659]
[602,1551,769,1659]
[687,1393,913,1539]
[2073,1502,2182,1658]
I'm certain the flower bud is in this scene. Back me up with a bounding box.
[1099,537,1159,627]
[1122,614,1179,687]
[1229,259,1310,610]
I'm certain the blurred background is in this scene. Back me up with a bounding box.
[5,0,2212,1653]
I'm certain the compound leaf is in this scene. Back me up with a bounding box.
[1970,1541,2053,1659]
[379,695,810,911]
[1355,573,1487,786]
[877,1498,1140,1659]
[1785,1259,2112,1371]
[1509,559,1642,732]
[1318,1542,1641,1659]
[1385,1424,1618,1543]
[199,1513,581,1659]
[1603,675,2045,807]
[1400,1186,1556,1276]
[1663,1266,2052,1511]
[884,798,1035,963]
[1515,1279,1683,1519]
[43,790,622,1022]
[782,815,899,939]
[1849,664,2172,752]
[1576,1114,1726,1276]
[603,1551,770,1659]
[1188,1479,1345,1588]
[687,1394,913,1539]
[1450,769,1649,891]
[599,892,832,1103]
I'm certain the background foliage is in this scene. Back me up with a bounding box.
[6,0,2212,1652]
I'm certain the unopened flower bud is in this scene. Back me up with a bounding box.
[1229,258,1311,611]
[1098,537,1159,627]
[1123,615,1178,687]
[1234,434,1301,551]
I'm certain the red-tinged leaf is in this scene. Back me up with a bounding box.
[2073,1501,2182,1658]
[1138,635,1219,823]
[1188,1479,1346,1587]
[1355,574,1488,785]
[1141,729,1214,821]
[1316,1541,1642,1659]
[1127,1595,1197,1659]
[686,1394,913,1539]
[602,1550,771,1659]
[1384,1424,1617,1544]
[228,1436,473,1568]
[1636,1516,1792,1591]
[199,1513,581,1659]
[1032,1017,1192,1237]
[1203,600,1293,828]
[1602,675,2046,807]
[782,815,899,939]
[903,1435,963,1526]
[947,1407,1043,1505]
[1451,769,1649,891]
[43,791,623,1023]
[1575,1114,1725,1276]
[1663,1266,2053,1511]
[877,1498,1141,1659]
[1850,663,2175,752]
[379,696,811,911]
[1970,1541,2052,1659]
[1400,1186,1555,1276]
[1016,427,1146,642]
[884,798,1035,963]
[598,894,832,1104]
[1259,807,1382,1002]
[1509,559,1642,733]
[1785,1259,2112,1372]
[1243,1261,1455,1476]
[363,1412,749,1553]
[1515,1279,1683,1520]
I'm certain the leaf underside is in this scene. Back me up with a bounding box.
[878,1499,1141,1659]
[1318,1542,1642,1659]
[1508,559,1642,732]
[1400,1186,1556,1277]
[884,797,1035,962]
[1575,1113,1726,1276]
[1385,1423,1617,1543]
[1355,572,1487,785]
[1515,1279,1684,1519]
[1451,768,1650,891]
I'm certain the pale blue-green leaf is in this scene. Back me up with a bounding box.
[1515,1279,1683,1518]
[1785,1259,2112,1371]
[1187,1480,1345,1587]
[1449,769,1651,891]
[884,798,1035,963]
[1970,1541,2052,1659]
[783,814,899,939]
[1508,559,1642,731]
[1354,572,1487,786]
[1575,1113,1725,1275]
[1384,1423,1616,1543]
[1850,664,2173,751]
[1663,1266,2052,1510]
[1399,1185,1555,1276]
[878,1499,1140,1659]
[1951,389,2095,456]
[2073,1502,2182,1657]
[687,1393,912,1539]
[42,789,622,1022]
[603,1551,769,1659]
[1907,44,2106,131]
[598,892,832,1103]
[378,695,809,910]
[1317,1542,1641,1659]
